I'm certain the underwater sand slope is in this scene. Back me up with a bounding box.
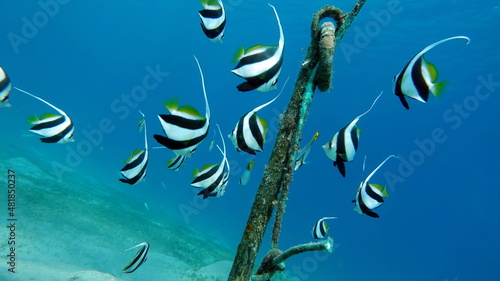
[0,155,236,281]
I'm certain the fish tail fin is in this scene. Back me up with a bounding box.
[312,132,320,142]
[431,80,448,98]
[26,114,39,125]
[162,98,180,113]
[192,168,200,178]
[232,46,245,63]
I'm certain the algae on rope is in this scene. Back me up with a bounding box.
[228,1,367,280]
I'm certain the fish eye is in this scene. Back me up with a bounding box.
[272,79,278,86]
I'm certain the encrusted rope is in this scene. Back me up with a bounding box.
[228,2,367,280]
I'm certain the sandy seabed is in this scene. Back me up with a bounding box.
[0,155,236,281]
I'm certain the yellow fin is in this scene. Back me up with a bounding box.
[422,56,439,82]
[431,80,448,99]
[40,113,61,120]
[166,157,175,166]
[177,105,204,119]
[26,115,39,124]
[354,124,362,134]
[247,160,255,171]
[201,163,217,171]
[162,98,180,113]
[246,44,274,54]
[192,168,200,177]
[125,149,144,163]
[313,132,320,142]
[207,0,219,6]
[257,115,268,140]
[232,46,245,62]
[370,183,389,197]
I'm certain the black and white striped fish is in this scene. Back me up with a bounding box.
[353,155,397,218]
[311,217,336,239]
[322,92,382,177]
[154,56,210,157]
[15,87,74,143]
[393,36,470,109]
[166,154,186,171]
[198,0,226,43]
[209,153,230,198]
[122,242,149,274]
[0,66,12,108]
[120,111,148,185]
[294,131,320,171]
[231,4,284,92]
[228,93,281,155]
[191,125,230,199]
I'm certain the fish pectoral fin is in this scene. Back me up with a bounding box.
[430,80,448,98]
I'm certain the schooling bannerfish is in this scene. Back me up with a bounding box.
[323,91,382,177]
[294,131,320,171]
[198,0,226,43]
[120,111,149,185]
[122,242,149,274]
[229,77,288,155]
[154,56,210,157]
[393,36,470,109]
[16,87,74,143]
[0,67,12,107]
[312,217,336,239]
[229,94,279,155]
[210,144,230,198]
[191,124,230,198]
[231,4,284,92]
[353,155,397,218]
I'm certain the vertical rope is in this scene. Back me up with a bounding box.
[228,2,367,280]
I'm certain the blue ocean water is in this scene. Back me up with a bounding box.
[1,0,499,280]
